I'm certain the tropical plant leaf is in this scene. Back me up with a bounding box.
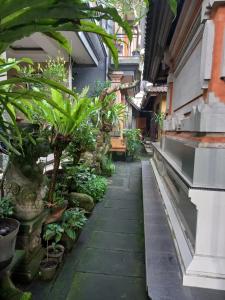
[168,0,177,16]
[0,132,20,155]
[44,31,72,54]
[0,0,132,65]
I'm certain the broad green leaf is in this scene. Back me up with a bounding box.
[0,57,32,74]
[44,31,72,54]
[0,132,20,155]
[168,0,177,16]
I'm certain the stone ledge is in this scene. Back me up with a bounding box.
[141,160,225,299]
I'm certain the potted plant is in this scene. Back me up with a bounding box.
[154,112,165,141]
[43,223,65,263]
[132,48,140,56]
[0,196,20,273]
[39,257,58,281]
[45,193,68,224]
[40,223,65,281]
[61,208,87,252]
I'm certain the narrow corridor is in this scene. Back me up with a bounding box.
[30,162,148,300]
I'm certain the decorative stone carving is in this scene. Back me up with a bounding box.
[164,93,225,133]
[4,162,47,221]
[4,124,50,221]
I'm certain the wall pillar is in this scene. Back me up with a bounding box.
[183,189,225,290]
[109,71,124,103]
[109,71,124,135]
[167,73,174,115]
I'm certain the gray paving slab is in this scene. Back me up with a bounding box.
[104,198,142,209]
[76,247,145,277]
[94,207,143,220]
[67,273,148,300]
[94,217,143,234]
[88,230,144,252]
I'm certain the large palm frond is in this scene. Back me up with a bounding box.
[0,0,132,66]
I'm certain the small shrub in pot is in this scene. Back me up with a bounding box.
[43,223,64,263]
[61,208,87,251]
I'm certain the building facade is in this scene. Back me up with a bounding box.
[143,0,225,291]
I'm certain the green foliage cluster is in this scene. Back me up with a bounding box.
[43,223,64,247]
[43,208,87,244]
[62,208,87,240]
[66,165,95,186]
[77,176,107,202]
[123,129,142,158]
[52,192,65,208]
[100,155,115,177]
[0,196,13,218]
[92,80,111,98]
[66,165,107,202]
[92,93,125,132]
[38,57,68,85]
[154,112,165,129]
[66,123,98,164]
[20,292,32,300]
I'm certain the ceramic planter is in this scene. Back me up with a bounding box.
[40,258,58,281]
[46,244,64,263]
[0,218,20,273]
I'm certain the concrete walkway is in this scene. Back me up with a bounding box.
[30,162,148,300]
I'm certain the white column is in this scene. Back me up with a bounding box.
[183,189,225,290]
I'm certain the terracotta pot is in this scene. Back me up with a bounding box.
[46,244,64,263]
[0,218,20,273]
[45,201,68,224]
[40,258,58,281]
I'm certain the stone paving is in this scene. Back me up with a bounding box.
[29,162,148,300]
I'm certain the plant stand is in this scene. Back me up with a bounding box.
[0,250,32,300]
[13,210,49,282]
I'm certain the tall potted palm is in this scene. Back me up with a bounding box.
[32,88,97,204]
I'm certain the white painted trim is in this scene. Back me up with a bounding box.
[151,157,225,290]
[184,272,225,291]
[200,20,215,88]
[150,159,193,271]
[221,30,225,80]
[78,32,98,66]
